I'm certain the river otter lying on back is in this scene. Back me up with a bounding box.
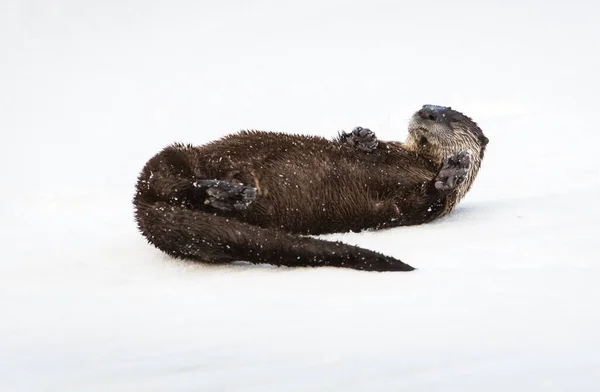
[133,105,489,271]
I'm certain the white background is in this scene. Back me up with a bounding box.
[2,0,599,390]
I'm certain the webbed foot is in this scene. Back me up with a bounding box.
[434,151,471,192]
[193,180,257,211]
[339,127,378,152]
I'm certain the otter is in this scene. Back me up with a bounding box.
[133,105,489,272]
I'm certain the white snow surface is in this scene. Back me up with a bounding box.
[2,0,600,390]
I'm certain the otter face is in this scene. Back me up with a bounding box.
[407,105,489,157]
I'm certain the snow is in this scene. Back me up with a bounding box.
[2,0,600,390]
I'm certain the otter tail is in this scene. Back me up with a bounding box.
[134,201,414,272]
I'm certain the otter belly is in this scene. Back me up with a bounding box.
[242,162,383,235]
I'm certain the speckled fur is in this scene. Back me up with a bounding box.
[133,106,488,271]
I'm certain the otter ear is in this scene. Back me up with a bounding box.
[480,135,489,146]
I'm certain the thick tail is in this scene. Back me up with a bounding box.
[134,201,415,272]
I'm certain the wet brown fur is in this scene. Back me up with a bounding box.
[133,106,488,271]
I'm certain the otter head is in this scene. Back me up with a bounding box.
[406,104,489,162]
[405,104,490,206]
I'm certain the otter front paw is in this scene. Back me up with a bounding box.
[340,127,378,152]
[434,151,471,192]
[193,180,257,211]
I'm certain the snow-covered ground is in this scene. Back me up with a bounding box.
[2,0,600,390]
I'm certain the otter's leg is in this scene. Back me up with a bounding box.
[144,145,257,212]
[372,151,472,228]
[337,127,378,152]
[192,180,257,211]
[407,150,471,223]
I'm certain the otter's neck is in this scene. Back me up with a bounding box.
[404,135,485,207]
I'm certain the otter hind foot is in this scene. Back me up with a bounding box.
[340,127,378,152]
[434,151,471,192]
[193,179,257,211]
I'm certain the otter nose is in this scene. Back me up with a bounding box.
[417,107,438,121]
[417,105,450,121]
